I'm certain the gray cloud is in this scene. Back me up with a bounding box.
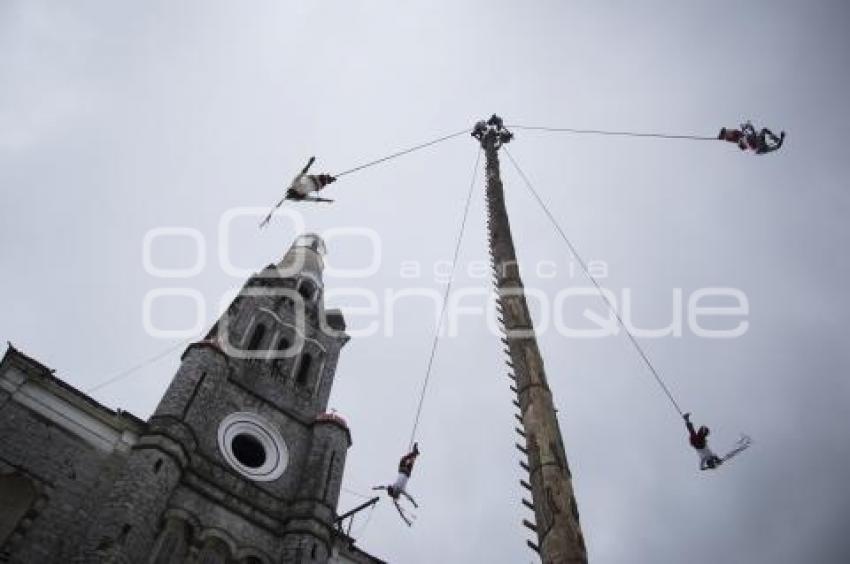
[2,1,849,562]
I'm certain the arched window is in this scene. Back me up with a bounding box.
[0,472,37,547]
[295,355,312,387]
[273,337,291,379]
[247,323,266,351]
[197,537,230,564]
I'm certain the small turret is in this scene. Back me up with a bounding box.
[277,233,326,304]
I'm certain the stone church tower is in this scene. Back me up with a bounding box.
[0,234,382,563]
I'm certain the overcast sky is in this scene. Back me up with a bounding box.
[2,1,850,562]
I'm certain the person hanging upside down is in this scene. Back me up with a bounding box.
[285,156,337,202]
[745,123,785,155]
[718,126,748,150]
[373,443,420,526]
[683,413,723,470]
[472,120,487,140]
[718,122,785,154]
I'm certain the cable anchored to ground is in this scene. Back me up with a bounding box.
[503,147,685,418]
[334,127,471,178]
[86,339,189,393]
[407,148,482,449]
[351,501,378,539]
[507,124,717,142]
[342,487,375,500]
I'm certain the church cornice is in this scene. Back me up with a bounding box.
[180,469,283,535]
[1,343,146,453]
[181,339,229,363]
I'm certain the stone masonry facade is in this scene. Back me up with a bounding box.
[0,234,384,564]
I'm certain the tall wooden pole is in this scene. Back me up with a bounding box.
[475,116,588,564]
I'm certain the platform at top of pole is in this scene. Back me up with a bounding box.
[472,114,514,149]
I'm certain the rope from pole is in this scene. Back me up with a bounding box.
[407,148,482,449]
[334,127,471,178]
[507,124,717,142]
[503,147,685,418]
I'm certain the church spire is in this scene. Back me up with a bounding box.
[74,232,354,563]
[276,232,327,300]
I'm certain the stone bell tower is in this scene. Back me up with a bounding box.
[75,234,355,563]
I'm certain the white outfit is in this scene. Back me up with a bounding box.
[290,174,320,197]
[697,447,720,467]
[392,473,409,493]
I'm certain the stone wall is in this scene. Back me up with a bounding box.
[0,349,137,564]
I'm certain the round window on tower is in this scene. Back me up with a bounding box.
[231,433,266,468]
[217,413,288,481]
